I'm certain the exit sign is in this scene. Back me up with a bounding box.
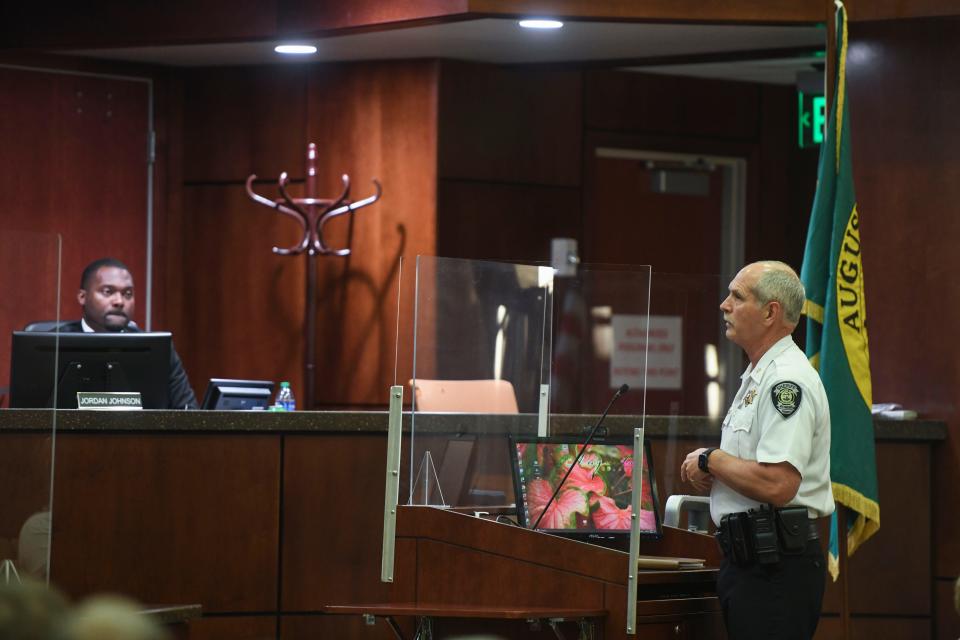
[798,92,826,148]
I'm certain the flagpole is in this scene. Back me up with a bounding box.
[825,1,838,107]
[838,504,851,639]
[831,7,852,639]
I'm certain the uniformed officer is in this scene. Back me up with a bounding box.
[680,260,834,640]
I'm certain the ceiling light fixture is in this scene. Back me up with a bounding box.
[274,44,318,55]
[518,19,563,30]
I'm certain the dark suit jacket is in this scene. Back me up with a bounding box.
[51,321,198,410]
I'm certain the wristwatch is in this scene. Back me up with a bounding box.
[698,447,718,473]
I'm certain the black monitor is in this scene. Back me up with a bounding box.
[200,378,274,410]
[9,331,172,409]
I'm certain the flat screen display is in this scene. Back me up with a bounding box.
[510,436,661,544]
[200,378,274,410]
[9,331,172,409]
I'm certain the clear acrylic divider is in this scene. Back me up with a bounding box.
[383,255,553,582]
[406,256,553,511]
[382,259,737,632]
[630,271,735,633]
[645,273,737,535]
[0,229,62,585]
[537,265,653,632]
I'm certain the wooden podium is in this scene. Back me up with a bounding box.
[344,505,725,639]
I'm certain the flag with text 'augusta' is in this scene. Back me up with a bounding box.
[799,1,879,581]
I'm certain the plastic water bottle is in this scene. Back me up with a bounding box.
[276,381,296,412]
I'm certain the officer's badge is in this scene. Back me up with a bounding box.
[743,389,757,406]
[771,382,802,418]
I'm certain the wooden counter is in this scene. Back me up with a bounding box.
[0,410,945,639]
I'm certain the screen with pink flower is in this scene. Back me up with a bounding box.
[510,437,660,539]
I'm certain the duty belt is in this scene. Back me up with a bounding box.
[716,507,819,566]
[715,517,821,540]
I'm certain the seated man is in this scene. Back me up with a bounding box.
[54,257,198,409]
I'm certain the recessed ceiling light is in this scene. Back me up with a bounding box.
[518,19,564,30]
[274,44,318,55]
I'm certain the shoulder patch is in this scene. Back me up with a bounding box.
[771,381,802,418]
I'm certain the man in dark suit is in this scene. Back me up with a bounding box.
[58,257,198,409]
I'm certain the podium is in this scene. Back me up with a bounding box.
[349,505,725,639]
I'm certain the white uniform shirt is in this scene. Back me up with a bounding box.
[710,335,835,525]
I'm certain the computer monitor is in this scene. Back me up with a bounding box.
[200,378,274,410]
[509,435,661,547]
[9,331,172,409]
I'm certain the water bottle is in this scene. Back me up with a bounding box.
[276,381,296,411]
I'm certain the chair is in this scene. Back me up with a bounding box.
[23,320,67,332]
[411,379,519,413]
[22,320,139,332]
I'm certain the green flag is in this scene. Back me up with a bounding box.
[800,1,879,581]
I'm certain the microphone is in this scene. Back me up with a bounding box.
[531,384,629,531]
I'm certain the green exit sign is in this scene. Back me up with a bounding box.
[798,92,826,148]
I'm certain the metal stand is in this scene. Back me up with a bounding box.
[1,559,21,584]
[410,451,447,507]
[246,143,381,409]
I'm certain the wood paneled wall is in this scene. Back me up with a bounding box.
[435,62,818,415]
[437,62,583,263]
[172,61,438,407]
[306,62,439,406]
[174,65,310,403]
[845,16,960,639]
[436,62,819,268]
[51,434,282,611]
[0,65,152,399]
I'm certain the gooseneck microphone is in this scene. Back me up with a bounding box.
[531,383,629,531]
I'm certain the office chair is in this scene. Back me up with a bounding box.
[23,321,66,332]
[23,320,140,332]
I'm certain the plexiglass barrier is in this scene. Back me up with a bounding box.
[404,256,553,510]
[384,258,742,632]
[643,272,741,525]
[0,229,62,585]
[387,256,656,517]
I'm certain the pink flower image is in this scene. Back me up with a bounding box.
[527,478,589,529]
[590,495,657,531]
[558,453,606,496]
[517,440,655,532]
[590,495,632,530]
[637,507,656,530]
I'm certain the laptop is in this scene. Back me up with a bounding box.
[509,435,662,548]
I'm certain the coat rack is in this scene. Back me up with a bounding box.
[246,143,381,409]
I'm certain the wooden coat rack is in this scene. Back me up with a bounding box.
[246,143,381,409]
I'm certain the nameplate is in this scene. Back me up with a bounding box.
[77,392,143,410]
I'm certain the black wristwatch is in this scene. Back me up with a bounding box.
[698,447,718,473]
